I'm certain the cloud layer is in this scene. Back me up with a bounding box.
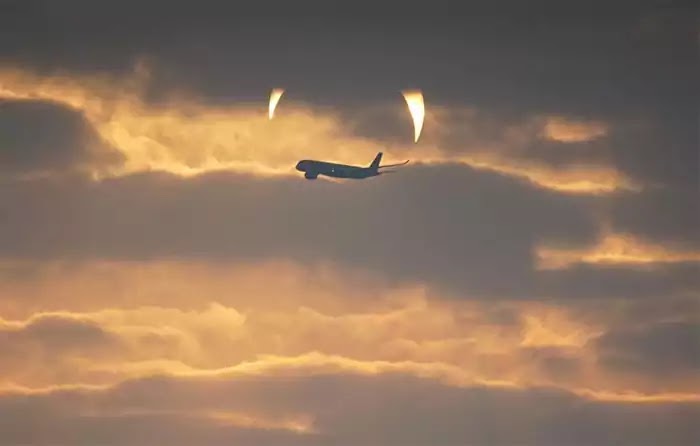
[0,3,697,444]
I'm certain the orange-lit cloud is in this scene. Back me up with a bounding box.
[519,306,602,347]
[536,232,700,269]
[1,259,697,399]
[448,155,635,193]
[0,66,635,194]
[1,257,698,446]
[2,346,699,404]
[542,116,608,142]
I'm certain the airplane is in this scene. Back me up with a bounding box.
[295,152,409,180]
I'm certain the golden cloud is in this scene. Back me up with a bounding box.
[1,259,698,400]
[536,232,700,269]
[0,65,636,194]
[542,116,608,142]
[3,349,699,404]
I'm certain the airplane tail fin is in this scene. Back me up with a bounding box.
[369,152,383,169]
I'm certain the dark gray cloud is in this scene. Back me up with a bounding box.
[1,167,696,301]
[0,314,119,377]
[1,165,593,300]
[537,262,699,300]
[1,1,696,114]
[0,100,122,176]
[607,296,700,328]
[2,315,112,349]
[610,187,699,250]
[1,372,698,446]
[596,321,700,377]
[606,116,698,191]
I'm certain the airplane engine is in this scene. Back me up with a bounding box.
[304,172,318,179]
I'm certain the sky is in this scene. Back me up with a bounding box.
[0,1,699,445]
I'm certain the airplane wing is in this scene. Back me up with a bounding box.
[379,160,410,169]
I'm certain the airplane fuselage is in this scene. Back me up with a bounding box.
[295,152,408,180]
[295,160,377,179]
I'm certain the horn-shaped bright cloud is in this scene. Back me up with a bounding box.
[402,90,425,142]
[268,88,285,119]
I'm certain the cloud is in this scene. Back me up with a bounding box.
[2,164,696,302]
[347,104,634,193]
[0,99,122,177]
[0,284,575,390]
[536,261,698,300]
[1,2,695,116]
[0,164,608,299]
[1,260,698,398]
[0,371,698,446]
[0,313,113,349]
[610,187,700,250]
[535,231,700,270]
[0,67,637,194]
[1,4,697,443]
[0,313,121,386]
[596,321,700,377]
[0,259,396,319]
[541,116,608,143]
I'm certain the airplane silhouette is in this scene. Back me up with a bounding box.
[295,152,409,180]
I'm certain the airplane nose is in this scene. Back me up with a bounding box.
[295,161,305,171]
